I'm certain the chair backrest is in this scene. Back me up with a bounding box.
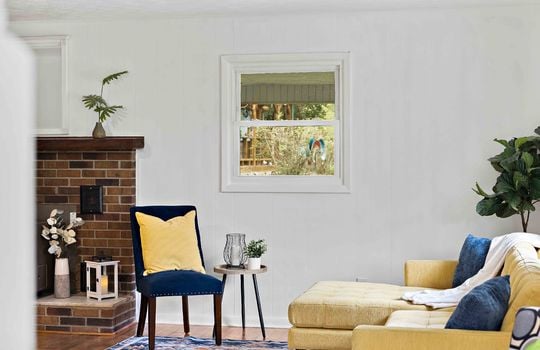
[129,205,206,287]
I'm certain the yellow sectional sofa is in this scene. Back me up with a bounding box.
[288,242,540,350]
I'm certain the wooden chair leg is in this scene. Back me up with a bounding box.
[182,295,190,334]
[213,294,222,346]
[136,294,148,336]
[148,297,156,350]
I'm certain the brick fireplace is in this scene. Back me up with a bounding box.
[36,136,144,334]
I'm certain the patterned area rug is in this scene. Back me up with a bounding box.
[107,336,289,350]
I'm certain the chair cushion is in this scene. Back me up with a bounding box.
[136,211,205,275]
[385,310,452,329]
[452,234,491,287]
[446,275,510,331]
[138,269,222,297]
[288,281,432,330]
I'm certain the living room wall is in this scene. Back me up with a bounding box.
[10,4,540,327]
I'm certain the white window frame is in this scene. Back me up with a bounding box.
[221,52,350,193]
[24,35,69,135]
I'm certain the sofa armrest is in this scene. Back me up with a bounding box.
[352,326,511,350]
[404,260,457,289]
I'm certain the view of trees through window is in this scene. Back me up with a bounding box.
[239,103,335,176]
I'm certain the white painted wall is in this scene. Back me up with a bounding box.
[1,0,35,346]
[10,4,540,328]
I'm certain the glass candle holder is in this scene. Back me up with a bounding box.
[223,233,247,268]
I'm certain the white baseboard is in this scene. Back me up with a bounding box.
[133,293,291,329]
[155,312,291,329]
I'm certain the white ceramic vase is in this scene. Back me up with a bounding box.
[247,257,261,270]
[54,258,70,299]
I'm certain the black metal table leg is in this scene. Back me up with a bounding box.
[241,274,245,331]
[252,274,266,339]
[213,274,228,338]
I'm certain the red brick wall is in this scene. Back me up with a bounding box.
[37,150,136,294]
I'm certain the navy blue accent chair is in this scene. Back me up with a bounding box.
[130,205,223,349]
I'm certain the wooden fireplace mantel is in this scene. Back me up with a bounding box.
[37,136,144,151]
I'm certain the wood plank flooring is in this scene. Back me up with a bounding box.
[37,324,289,349]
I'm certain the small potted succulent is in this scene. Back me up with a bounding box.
[245,239,267,270]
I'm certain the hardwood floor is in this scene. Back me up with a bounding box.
[37,324,289,349]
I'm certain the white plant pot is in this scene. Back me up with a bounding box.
[54,258,70,299]
[247,257,261,270]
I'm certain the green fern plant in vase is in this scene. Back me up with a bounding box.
[82,71,128,138]
[245,239,267,270]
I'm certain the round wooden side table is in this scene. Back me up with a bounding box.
[213,264,268,338]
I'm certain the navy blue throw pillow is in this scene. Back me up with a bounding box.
[445,275,510,331]
[452,234,491,287]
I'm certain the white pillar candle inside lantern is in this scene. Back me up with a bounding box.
[100,274,109,292]
[231,246,240,265]
[85,260,119,301]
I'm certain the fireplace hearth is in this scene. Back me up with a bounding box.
[36,136,144,334]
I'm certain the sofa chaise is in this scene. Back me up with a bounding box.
[288,242,540,350]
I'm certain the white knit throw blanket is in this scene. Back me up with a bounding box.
[402,232,540,309]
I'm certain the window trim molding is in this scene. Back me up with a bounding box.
[220,52,351,193]
[24,35,69,135]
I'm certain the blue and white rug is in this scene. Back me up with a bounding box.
[107,336,288,350]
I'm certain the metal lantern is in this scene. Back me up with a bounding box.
[223,233,247,268]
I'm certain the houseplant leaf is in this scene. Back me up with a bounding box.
[500,152,520,172]
[494,138,509,147]
[472,183,493,198]
[501,191,521,210]
[82,94,107,110]
[102,71,128,86]
[494,175,515,193]
[495,204,518,218]
[530,178,540,200]
[520,201,536,212]
[513,171,529,190]
[515,137,529,149]
[476,197,504,216]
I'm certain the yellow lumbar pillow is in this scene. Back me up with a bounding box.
[135,211,205,275]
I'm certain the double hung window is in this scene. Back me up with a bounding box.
[221,53,350,193]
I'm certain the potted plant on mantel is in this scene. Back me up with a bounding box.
[245,239,268,270]
[82,70,128,139]
[474,127,540,232]
[40,209,84,298]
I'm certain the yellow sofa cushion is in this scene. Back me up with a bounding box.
[135,211,205,275]
[385,310,451,329]
[288,281,432,330]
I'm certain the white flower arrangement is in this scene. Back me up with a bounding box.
[41,209,85,258]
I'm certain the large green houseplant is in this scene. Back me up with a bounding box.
[474,127,540,232]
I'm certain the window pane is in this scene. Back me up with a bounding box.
[34,47,63,130]
[241,72,335,121]
[241,103,334,121]
[239,126,334,176]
